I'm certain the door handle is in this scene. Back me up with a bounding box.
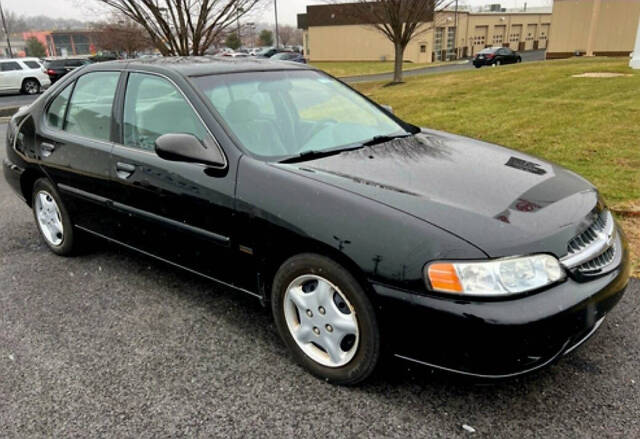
[41,142,55,158]
[116,162,136,179]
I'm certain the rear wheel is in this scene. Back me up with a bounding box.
[22,79,40,95]
[271,253,380,385]
[32,178,77,256]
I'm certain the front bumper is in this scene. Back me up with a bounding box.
[372,238,631,378]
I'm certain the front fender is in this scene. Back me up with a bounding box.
[235,157,486,294]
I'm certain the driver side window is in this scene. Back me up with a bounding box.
[123,73,208,151]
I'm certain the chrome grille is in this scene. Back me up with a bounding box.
[560,209,619,275]
[567,210,609,256]
[576,245,616,274]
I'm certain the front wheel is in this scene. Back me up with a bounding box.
[271,254,380,385]
[22,79,40,95]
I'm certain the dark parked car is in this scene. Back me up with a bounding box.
[3,58,630,385]
[255,47,285,58]
[270,51,307,64]
[42,57,92,83]
[473,47,522,68]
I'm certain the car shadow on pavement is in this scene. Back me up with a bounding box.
[86,236,618,393]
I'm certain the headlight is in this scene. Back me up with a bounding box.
[425,254,565,297]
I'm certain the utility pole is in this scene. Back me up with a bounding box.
[274,0,279,48]
[0,1,12,58]
[454,0,458,59]
[237,6,243,38]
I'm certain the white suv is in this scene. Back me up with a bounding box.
[0,58,51,95]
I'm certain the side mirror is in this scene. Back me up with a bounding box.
[381,104,394,114]
[155,133,226,168]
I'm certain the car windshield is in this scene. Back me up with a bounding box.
[192,70,408,159]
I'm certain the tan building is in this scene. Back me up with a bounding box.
[297,3,551,63]
[547,0,640,59]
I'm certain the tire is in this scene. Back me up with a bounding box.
[32,178,77,256]
[271,253,380,385]
[21,79,40,95]
[474,65,482,69]
[517,57,522,63]
[495,60,502,66]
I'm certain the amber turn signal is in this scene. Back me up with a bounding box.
[427,263,463,293]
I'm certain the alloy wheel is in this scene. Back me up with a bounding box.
[35,191,64,246]
[283,274,359,368]
[24,80,39,95]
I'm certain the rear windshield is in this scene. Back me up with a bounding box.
[44,60,64,68]
[478,48,498,54]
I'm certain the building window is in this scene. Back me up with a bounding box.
[434,27,444,61]
[73,34,90,55]
[420,44,427,53]
[446,27,456,60]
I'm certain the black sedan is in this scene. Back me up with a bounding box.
[473,46,522,68]
[42,57,92,83]
[3,58,630,385]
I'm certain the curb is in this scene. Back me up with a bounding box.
[0,106,19,117]
[613,209,640,218]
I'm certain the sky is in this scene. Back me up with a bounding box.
[5,0,551,26]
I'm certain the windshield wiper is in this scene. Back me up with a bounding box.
[361,133,411,147]
[279,145,364,164]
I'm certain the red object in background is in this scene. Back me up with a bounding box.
[22,31,52,57]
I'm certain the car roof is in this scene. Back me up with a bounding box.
[1,58,39,62]
[99,56,312,77]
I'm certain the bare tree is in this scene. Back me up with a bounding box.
[0,9,26,40]
[95,0,264,56]
[328,0,450,83]
[277,24,296,47]
[94,16,153,56]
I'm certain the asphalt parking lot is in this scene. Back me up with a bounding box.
[0,93,38,110]
[1,122,639,437]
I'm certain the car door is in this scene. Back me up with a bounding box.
[37,70,122,235]
[109,71,255,291]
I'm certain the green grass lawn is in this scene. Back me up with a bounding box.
[311,61,437,78]
[354,57,640,274]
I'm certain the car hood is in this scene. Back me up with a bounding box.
[277,129,601,259]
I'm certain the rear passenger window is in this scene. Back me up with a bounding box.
[46,83,73,130]
[64,71,120,141]
[123,73,208,150]
[24,61,41,69]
